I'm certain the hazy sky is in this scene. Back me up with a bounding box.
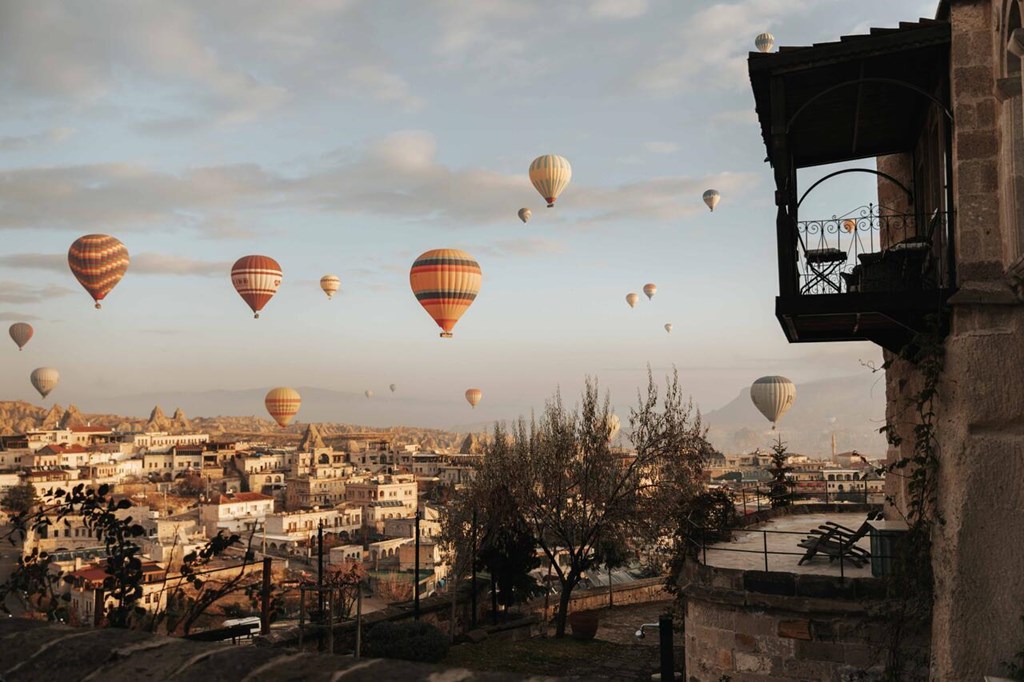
[0,0,935,427]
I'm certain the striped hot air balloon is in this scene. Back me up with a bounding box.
[465,388,482,409]
[409,249,482,339]
[231,255,282,319]
[754,32,775,53]
[9,323,33,351]
[626,293,639,308]
[750,375,796,430]
[30,367,59,399]
[643,283,657,300]
[529,155,572,207]
[518,208,532,224]
[67,234,130,309]
[320,274,341,299]
[702,189,721,212]
[265,387,301,428]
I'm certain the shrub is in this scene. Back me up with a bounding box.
[363,620,449,663]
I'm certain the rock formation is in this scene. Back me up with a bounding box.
[58,405,86,429]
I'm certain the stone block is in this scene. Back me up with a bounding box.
[795,639,847,663]
[957,130,999,161]
[733,612,775,637]
[954,66,997,98]
[717,647,733,670]
[777,619,812,640]
[742,571,795,596]
[734,651,769,673]
[734,632,757,652]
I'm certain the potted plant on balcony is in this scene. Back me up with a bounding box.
[568,608,600,640]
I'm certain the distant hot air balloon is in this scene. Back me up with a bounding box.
[643,283,657,300]
[30,367,59,399]
[750,375,796,430]
[755,32,775,53]
[826,415,838,426]
[265,387,301,428]
[702,189,721,212]
[518,208,532,224]
[409,249,482,339]
[67,234,130,309]
[529,155,572,207]
[231,255,282,319]
[390,384,397,393]
[607,414,621,440]
[664,323,673,334]
[365,390,374,399]
[9,323,33,351]
[842,219,857,233]
[626,293,640,308]
[465,388,482,409]
[320,274,341,299]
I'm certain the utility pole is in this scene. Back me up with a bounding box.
[260,556,272,635]
[317,520,324,616]
[470,507,477,628]
[414,509,421,621]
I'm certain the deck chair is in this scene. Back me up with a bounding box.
[803,529,871,567]
[797,526,838,566]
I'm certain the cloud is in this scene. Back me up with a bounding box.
[643,141,679,154]
[0,312,42,321]
[0,282,75,304]
[475,238,567,258]
[634,0,822,95]
[0,252,229,277]
[0,127,75,151]
[345,65,425,112]
[587,0,649,19]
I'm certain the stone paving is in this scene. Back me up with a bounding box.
[703,512,874,577]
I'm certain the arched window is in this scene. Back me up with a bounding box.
[827,474,835,481]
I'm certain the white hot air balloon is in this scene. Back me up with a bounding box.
[664,323,673,334]
[702,189,721,212]
[529,155,572,207]
[643,283,657,300]
[755,32,775,53]
[518,208,532,224]
[626,293,640,308]
[750,375,796,430]
[365,390,374,399]
[30,367,60,399]
[606,414,621,441]
[320,275,341,299]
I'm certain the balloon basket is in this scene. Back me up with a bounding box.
[440,332,453,338]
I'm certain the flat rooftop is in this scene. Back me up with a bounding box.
[704,512,874,577]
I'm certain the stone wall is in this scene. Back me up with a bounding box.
[877,2,1024,680]
[681,561,927,682]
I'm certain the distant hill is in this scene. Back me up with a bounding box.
[703,374,888,457]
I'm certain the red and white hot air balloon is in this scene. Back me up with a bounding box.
[67,234,130,309]
[231,255,282,319]
[9,323,33,351]
[643,283,657,300]
[265,387,301,428]
[465,388,483,409]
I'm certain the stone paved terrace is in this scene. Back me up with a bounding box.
[0,618,562,682]
[703,512,874,577]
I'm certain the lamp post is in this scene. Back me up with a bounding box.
[414,509,421,621]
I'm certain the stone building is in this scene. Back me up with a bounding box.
[747,2,1024,679]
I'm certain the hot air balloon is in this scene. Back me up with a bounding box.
[30,367,59,399]
[409,249,482,339]
[390,384,397,393]
[518,208,532,224]
[465,388,482,409]
[320,274,341,299]
[750,375,796,430]
[265,387,301,428]
[626,293,639,308]
[643,283,657,300]
[231,255,282,319]
[702,189,721,212]
[842,219,857,233]
[67,234,130,309]
[606,414,620,440]
[529,155,572,207]
[365,390,374,399]
[9,323,33,351]
[755,32,775,53]
[664,323,673,334]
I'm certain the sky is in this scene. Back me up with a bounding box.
[0,0,936,429]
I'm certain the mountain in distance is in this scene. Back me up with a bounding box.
[703,373,888,457]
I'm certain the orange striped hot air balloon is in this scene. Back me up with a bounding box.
[67,235,129,309]
[231,255,282,319]
[465,388,482,409]
[320,274,341,299]
[409,249,482,339]
[265,387,301,428]
[529,155,572,207]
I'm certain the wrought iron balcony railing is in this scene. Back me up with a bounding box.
[795,204,952,296]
